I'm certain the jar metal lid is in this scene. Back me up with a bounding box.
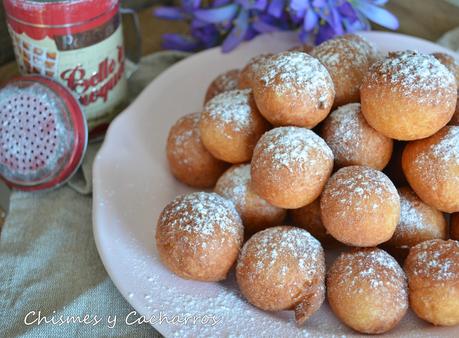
[0,75,88,191]
[4,0,119,39]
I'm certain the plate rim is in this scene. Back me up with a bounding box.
[92,30,459,336]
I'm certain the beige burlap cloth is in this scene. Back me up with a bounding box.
[0,51,188,338]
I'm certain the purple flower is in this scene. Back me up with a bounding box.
[154,0,399,52]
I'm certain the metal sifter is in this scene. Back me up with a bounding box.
[0,76,87,191]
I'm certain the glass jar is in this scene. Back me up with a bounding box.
[4,0,130,133]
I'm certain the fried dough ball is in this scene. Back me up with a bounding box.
[361,50,457,140]
[386,187,447,249]
[214,164,286,237]
[402,126,459,213]
[320,103,393,170]
[251,127,334,209]
[200,89,270,163]
[327,248,408,334]
[288,44,314,53]
[204,69,240,103]
[251,51,335,128]
[156,192,243,281]
[238,54,272,89]
[320,165,400,247]
[432,52,459,86]
[166,112,228,188]
[289,198,329,242]
[236,226,325,325]
[311,34,379,107]
[405,239,459,326]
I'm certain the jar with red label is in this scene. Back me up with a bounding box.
[4,0,132,133]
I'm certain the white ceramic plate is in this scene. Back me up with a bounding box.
[93,31,459,337]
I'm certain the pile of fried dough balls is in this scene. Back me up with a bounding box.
[156,34,459,334]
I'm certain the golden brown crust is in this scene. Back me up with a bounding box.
[404,239,459,326]
[214,164,286,237]
[238,54,272,90]
[327,248,408,334]
[312,34,379,107]
[156,192,244,282]
[452,213,459,240]
[361,51,457,140]
[200,89,270,163]
[320,103,393,170]
[402,126,459,213]
[288,44,314,54]
[166,112,228,188]
[386,187,447,248]
[251,127,334,209]
[251,51,335,128]
[289,198,329,242]
[236,226,325,324]
[204,69,240,104]
[320,165,400,247]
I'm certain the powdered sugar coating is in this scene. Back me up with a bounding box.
[203,89,254,133]
[313,34,377,81]
[216,165,251,207]
[238,226,324,287]
[388,187,446,248]
[168,113,200,165]
[365,50,457,105]
[158,192,242,238]
[323,103,363,154]
[254,127,333,175]
[406,239,459,283]
[215,164,277,212]
[330,248,407,298]
[413,126,459,183]
[205,69,240,102]
[256,51,334,103]
[324,166,399,211]
[211,69,240,92]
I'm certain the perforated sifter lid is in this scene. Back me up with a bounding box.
[0,76,87,191]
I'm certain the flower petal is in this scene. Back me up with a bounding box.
[303,9,319,31]
[194,4,239,24]
[354,0,399,29]
[237,0,268,11]
[222,9,249,52]
[253,18,279,33]
[161,33,200,51]
[268,0,285,18]
[315,22,337,44]
[153,7,186,20]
